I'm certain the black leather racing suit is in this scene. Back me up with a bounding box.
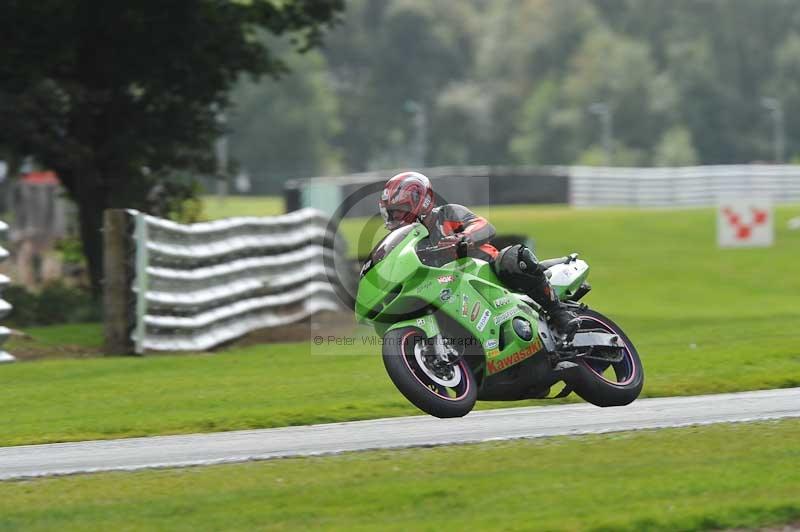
[421,204,578,336]
[423,204,499,262]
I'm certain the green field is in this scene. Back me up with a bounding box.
[201,195,285,219]
[1,204,798,446]
[5,323,103,360]
[1,420,798,531]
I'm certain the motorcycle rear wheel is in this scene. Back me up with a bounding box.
[565,308,644,407]
[382,327,477,418]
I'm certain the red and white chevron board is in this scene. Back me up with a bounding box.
[717,198,774,248]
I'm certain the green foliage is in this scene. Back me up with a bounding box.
[171,196,205,225]
[54,237,85,267]
[239,0,800,172]
[6,1,800,294]
[0,0,343,294]
[510,80,561,164]
[148,176,206,224]
[2,286,38,327]
[4,283,101,327]
[323,0,479,170]
[654,126,699,166]
[1,421,799,530]
[228,47,343,193]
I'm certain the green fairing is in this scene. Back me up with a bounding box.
[356,224,588,377]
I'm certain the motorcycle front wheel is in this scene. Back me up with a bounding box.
[565,308,644,407]
[382,327,477,418]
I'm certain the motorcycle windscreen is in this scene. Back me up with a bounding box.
[359,224,418,278]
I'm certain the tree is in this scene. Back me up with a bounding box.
[323,0,478,170]
[0,0,343,296]
[228,46,343,192]
[476,0,601,165]
[653,127,698,167]
[510,26,673,166]
[568,29,670,158]
[767,33,800,160]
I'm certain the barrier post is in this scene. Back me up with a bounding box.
[102,209,136,354]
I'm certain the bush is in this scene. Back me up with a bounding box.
[3,282,101,327]
[2,285,39,326]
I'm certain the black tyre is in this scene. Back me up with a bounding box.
[382,327,477,418]
[565,309,644,407]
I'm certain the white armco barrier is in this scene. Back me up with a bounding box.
[569,164,800,207]
[0,221,12,362]
[125,209,350,353]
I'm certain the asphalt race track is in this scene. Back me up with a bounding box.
[1,388,798,480]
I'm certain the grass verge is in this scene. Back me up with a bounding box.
[5,323,102,360]
[1,313,799,447]
[1,204,798,446]
[0,420,798,531]
[200,195,284,219]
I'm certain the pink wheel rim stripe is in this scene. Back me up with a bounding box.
[580,316,637,386]
[400,331,471,401]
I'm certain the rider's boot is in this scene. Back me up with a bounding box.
[494,244,581,342]
[527,276,580,343]
[545,302,581,343]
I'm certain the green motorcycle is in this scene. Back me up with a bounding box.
[355,223,644,418]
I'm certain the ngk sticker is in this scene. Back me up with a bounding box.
[493,296,510,307]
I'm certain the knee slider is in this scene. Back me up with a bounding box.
[517,246,545,277]
[494,244,544,282]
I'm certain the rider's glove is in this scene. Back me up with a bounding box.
[436,234,470,247]
[436,234,472,258]
[435,235,457,247]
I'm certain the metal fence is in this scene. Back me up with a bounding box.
[286,164,800,215]
[570,165,800,207]
[285,165,570,217]
[0,221,12,363]
[103,208,353,354]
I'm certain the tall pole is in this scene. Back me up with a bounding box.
[589,102,614,165]
[762,97,785,163]
[214,108,229,200]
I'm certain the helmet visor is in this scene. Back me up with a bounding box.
[380,203,411,229]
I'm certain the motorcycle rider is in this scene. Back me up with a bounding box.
[379,171,580,340]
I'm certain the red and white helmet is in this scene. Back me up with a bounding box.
[379,171,434,230]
